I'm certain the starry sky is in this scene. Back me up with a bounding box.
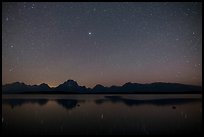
[2,2,202,88]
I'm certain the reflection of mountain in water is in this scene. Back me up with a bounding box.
[95,96,201,106]
[2,99,84,110]
[2,99,48,108]
[3,96,201,110]
[56,99,85,110]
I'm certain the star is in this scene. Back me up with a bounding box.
[31,4,35,9]
[9,68,13,72]
[6,17,9,21]
[185,13,189,16]
[10,45,14,48]
[88,32,92,35]
[175,71,181,78]
[194,64,197,67]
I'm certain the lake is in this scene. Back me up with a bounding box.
[2,94,202,135]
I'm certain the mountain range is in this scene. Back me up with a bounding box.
[2,80,202,94]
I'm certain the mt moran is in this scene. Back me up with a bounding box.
[2,80,202,94]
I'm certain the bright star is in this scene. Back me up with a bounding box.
[9,68,13,72]
[88,32,92,35]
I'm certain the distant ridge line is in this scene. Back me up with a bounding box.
[2,80,202,94]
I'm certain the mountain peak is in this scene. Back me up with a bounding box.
[64,80,78,87]
[122,82,137,87]
[94,84,105,88]
[12,82,26,85]
[55,79,81,92]
[39,83,50,87]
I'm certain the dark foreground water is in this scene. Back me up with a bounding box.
[2,94,202,135]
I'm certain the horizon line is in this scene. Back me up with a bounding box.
[2,80,202,88]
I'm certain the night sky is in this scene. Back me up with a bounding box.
[2,2,202,88]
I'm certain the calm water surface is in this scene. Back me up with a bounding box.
[2,94,202,135]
